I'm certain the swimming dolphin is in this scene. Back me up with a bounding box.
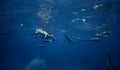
[102,30,111,37]
[77,38,84,41]
[76,38,84,43]
[34,28,56,42]
[64,35,74,44]
[95,30,112,38]
[95,33,103,38]
[35,28,49,38]
[88,37,100,41]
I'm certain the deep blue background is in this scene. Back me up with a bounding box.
[0,0,120,70]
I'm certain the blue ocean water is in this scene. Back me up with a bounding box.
[0,0,120,70]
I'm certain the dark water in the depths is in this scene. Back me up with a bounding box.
[0,0,120,70]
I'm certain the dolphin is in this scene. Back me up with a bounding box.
[88,37,100,41]
[34,28,56,43]
[64,35,74,44]
[35,28,49,38]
